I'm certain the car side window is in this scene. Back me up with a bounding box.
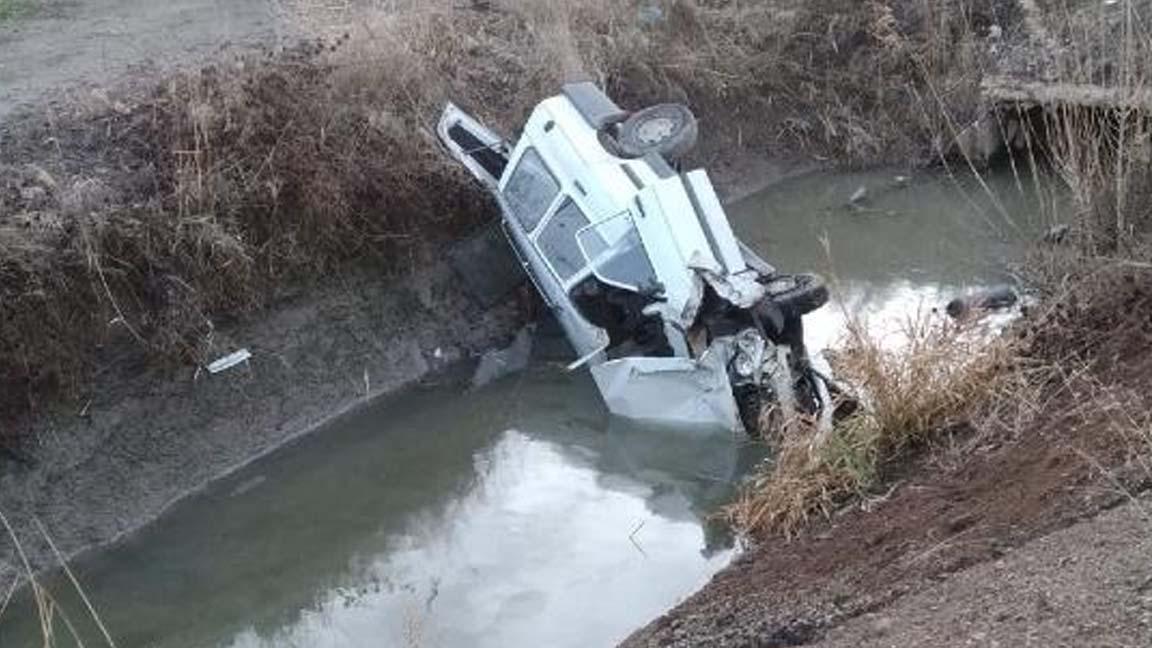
[578,214,657,292]
[538,199,592,282]
[503,148,559,232]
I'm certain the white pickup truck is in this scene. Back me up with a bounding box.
[438,83,835,433]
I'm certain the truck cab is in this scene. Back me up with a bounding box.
[439,83,833,433]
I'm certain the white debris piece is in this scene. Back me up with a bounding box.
[207,349,252,374]
[471,327,533,389]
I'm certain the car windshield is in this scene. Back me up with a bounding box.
[577,211,657,292]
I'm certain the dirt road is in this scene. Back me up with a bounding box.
[818,499,1152,648]
[0,0,287,120]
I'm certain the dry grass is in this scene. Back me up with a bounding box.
[731,311,1015,537]
[1034,0,1152,251]
[1014,0,1152,383]
[0,510,117,647]
[1044,104,1152,253]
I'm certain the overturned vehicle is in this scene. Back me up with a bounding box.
[439,83,836,433]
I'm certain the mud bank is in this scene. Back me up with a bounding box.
[0,259,524,583]
[623,360,1152,647]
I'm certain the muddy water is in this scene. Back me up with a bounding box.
[0,362,750,648]
[0,168,1058,647]
[731,168,1063,349]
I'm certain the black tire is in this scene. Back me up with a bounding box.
[735,368,824,436]
[761,273,829,316]
[615,103,699,161]
[734,384,764,436]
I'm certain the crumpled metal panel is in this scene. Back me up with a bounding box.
[590,341,743,432]
[693,265,767,310]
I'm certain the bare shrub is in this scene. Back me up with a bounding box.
[597,0,1006,163]
[0,37,494,422]
[1035,0,1152,250]
[730,312,1014,537]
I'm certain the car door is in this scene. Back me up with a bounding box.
[437,103,509,191]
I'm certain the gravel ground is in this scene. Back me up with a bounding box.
[0,0,289,120]
[817,499,1152,648]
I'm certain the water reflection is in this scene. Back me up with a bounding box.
[731,168,1062,286]
[225,429,734,648]
[1,363,745,648]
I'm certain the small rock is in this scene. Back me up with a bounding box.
[19,185,49,209]
[946,286,1019,320]
[638,2,664,26]
[946,512,979,533]
[871,616,893,636]
[471,325,534,388]
[27,164,57,190]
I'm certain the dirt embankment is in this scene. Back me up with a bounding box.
[625,383,1152,646]
[815,498,1152,647]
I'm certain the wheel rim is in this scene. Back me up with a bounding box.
[635,116,678,145]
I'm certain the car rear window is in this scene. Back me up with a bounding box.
[538,199,592,282]
[503,148,559,232]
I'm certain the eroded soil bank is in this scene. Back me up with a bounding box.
[0,261,526,583]
[624,397,1152,647]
